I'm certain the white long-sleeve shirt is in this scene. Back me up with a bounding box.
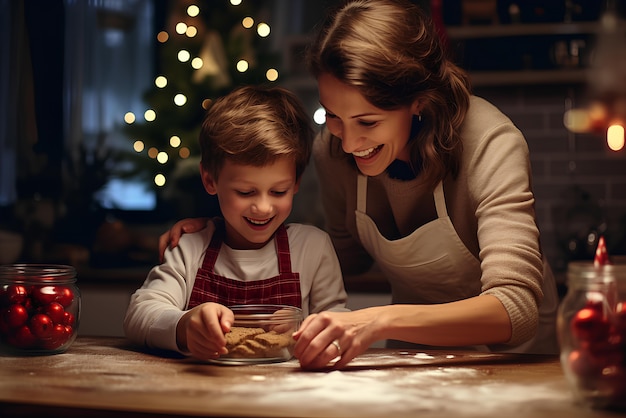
[124,221,348,353]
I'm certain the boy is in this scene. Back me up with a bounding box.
[123,85,348,360]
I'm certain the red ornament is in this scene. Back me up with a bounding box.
[30,286,58,306]
[44,302,65,324]
[570,302,611,342]
[4,304,29,328]
[1,284,28,305]
[56,286,74,307]
[29,313,54,339]
[8,325,37,349]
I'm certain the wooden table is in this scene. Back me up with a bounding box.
[0,337,623,418]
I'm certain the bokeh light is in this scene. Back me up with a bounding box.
[154,174,166,187]
[266,68,278,82]
[157,31,169,43]
[133,140,144,152]
[242,17,254,29]
[191,57,203,69]
[187,5,200,17]
[175,22,188,35]
[607,124,625,151]
[170,136,181,148]
[174,94,187,106]
[178,50,191,62]
[148,147,158,159]
[257,23,270,37]
[236,60,249,72]
[144,109,156,122]
[157,151,169,164]
[313,108,326,125]
[124,112,136,124]
[179,147,191,158]
[185,26,198,38]
[155,76,167,88]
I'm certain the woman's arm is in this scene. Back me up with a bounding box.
[293,294,511,369]
[158,217,209,262]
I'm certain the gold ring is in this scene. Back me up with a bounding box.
[331,339,341,356]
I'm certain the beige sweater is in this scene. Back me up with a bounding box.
[313,96,555,348]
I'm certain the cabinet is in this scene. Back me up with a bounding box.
[446,21,601,86]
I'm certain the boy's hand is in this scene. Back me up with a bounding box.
[176,302,234,360]
[158,218,209,262]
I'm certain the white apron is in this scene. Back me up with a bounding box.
[355,174,558,354]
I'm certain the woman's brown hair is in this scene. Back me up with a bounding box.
[307,0,471,186]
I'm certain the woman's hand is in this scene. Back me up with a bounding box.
[292,308,380,370]
[158,217,209,262]
[176,302,234,360]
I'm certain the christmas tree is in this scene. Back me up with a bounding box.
[123,0,280,217]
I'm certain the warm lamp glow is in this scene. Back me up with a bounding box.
[563,109,591,133]
[607,124,625,151]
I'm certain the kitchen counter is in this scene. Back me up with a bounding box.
[0,337,622,418]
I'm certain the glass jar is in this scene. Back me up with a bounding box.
[0,264,80,355]
[557,258,626,410]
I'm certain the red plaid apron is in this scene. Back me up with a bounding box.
[187,220,302,309]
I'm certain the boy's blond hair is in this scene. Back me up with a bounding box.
[199,85,314,181]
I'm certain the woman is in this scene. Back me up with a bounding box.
[160,0,559,369]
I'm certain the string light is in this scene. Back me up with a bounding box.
[257,23,270,37]
[174,94,187,106]
[185,26,198,38]
[266,68,278,82]
[155,76,167,88]
[236,60,249,72]
[133,140,145,152]
[154,174,166,187]
[124,112,136,124]
[177,50,191,62]
[144,109,156,122]
[169,136,181,148]
[156,151,169,164]
[175,22,187,35]
[187,5,200,17]
[191,57,203,69]
[242,17,254,29]
[157,31,169,43]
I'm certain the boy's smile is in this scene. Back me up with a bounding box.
[201,157,299,250]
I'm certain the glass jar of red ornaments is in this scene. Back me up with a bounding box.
[0,264,80,355]
[557,258,626,410]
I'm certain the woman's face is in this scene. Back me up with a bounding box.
[318,73,420,177]
[201,157,298,250]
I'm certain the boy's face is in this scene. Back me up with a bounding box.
[201,156,299,250]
